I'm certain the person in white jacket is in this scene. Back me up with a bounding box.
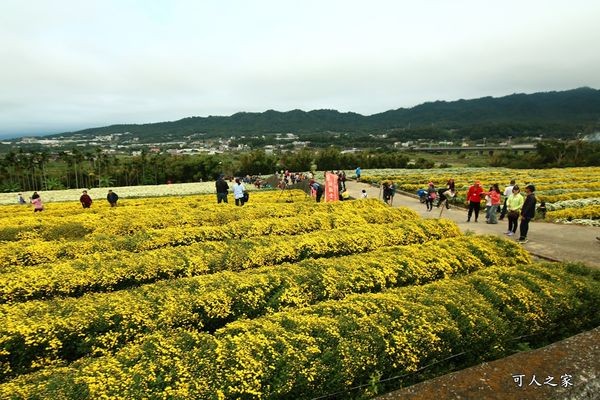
[233,178,246,206]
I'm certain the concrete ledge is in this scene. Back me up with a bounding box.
[376,327,600,400]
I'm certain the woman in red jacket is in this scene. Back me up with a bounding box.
[483,184,501,224]
[466,181,484,222]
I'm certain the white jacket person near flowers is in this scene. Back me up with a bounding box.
[233,178,246,206]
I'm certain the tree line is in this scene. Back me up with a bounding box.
[0,148,414,193]
[2,140,598,193]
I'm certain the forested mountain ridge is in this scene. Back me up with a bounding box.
[50,87,600,141]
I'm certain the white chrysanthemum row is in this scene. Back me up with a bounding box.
[546,198,600,211]
[554,218,600,227]
[0,182,261,205]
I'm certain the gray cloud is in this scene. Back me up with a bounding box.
[1,0,600,138]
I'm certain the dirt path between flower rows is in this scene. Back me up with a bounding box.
[345,181,600,269]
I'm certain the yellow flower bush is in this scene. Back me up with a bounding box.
[0,189,597,399]
[1,263,598,399]
[0,200,417,270]
[0,216,458,304]
[0,236,529,378]
[546,205,600,221]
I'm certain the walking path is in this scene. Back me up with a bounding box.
[345,181,600,268]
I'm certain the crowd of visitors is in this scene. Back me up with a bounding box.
[412,177,540,244]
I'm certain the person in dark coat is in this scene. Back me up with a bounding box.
[80,190,93,208]
[216,176,229,204]
[382,183,393,206]
[107,190,119,207]
[518,184,537,243]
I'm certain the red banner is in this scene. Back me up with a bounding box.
[325,172,339,202]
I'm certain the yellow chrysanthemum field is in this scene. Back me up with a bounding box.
[361,166,600,226]
[0,189,598,399]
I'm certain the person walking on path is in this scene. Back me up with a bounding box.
[518,184,537,244]
[500,180,516,220]
[466,181,484,222]
[30,192,44,212]
[216,175,229,204]
[425,182,436,211]
[484,186,493,222]
[107,190,119,207]
[390,182,397,206]
[80,190,93,208]
[383,182,393,205]
[505,185,524,237]
[233,178,246,206]
[484,184,501,224]
[355,167,361,181]
[339,171,347,191]
[437,179,455,209]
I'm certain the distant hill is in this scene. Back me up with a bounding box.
[50,87,600,141]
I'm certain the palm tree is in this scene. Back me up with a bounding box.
[72,149,84,189]
[57,151,72,188]
[98,175,115,187]
[34,151,50,190]
[15,149,29,191]
[21,152,36,191]
[3,151,19,188]
[45,177,65,190]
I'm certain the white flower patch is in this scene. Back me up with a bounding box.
[554,218,600,227]
[546,198,600,211]
[0,182,258,205]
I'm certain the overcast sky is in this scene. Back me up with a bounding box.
[1,0,599,138]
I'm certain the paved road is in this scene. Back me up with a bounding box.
[345,181,600,269]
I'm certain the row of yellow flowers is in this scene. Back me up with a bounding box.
[0,201,417,270]
[538,191,600,203]
[0,189,312,216]
[547,205,600,221]
[1,262,597,399]
[360,167,600,188]
[0,190,323,242]
[0,235,530,380]
[0,218,460,304]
